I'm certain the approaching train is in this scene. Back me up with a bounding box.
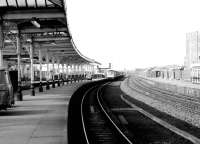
[106,70,125,78]
[0,67,14,109]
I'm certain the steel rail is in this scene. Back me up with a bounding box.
[81,82,133,144]
[96,83,133,144]
[81,86,96,144]
[127,78,193,114]
[135,77,200,104]
[124,78,200,144]
[130,77,200,115]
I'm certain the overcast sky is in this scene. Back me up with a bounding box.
[65,0,200,70]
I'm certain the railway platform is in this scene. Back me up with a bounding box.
[0,82,83,144]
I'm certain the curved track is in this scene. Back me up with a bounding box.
[81,83,132,144]
[68,77,132,144]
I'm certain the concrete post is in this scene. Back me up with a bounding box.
[38,49,43,92]
[30,41,35,96]
[16,32,23,100]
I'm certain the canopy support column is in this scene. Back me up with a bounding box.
[80,64,83,81]
[78,64,81,82]
[65,64,68,84]
[38,49,43,92]
[62,64,64,85]
[46,52,50,90]
[70,64,73,83]
[30,41,35,96]
[0,24,4,67]
[67,64,69,84]
[16,32,23,100]
[74,64,77,82]
[57,60,60,87]
[52,57,55,88]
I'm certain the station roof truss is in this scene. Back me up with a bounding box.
[0,0,97,65]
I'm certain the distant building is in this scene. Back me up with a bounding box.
[144,65,184,80]
[185,31,200,83]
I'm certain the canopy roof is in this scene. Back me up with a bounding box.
[0,0,63,8]
[0,0,97,65]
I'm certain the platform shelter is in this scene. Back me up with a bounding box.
[0,0,99,100]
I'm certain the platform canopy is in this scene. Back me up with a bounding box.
[0,0,97,65]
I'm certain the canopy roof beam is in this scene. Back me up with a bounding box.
[20,27,68,34]
[3,9,65,20]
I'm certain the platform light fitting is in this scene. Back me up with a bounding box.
[31,18,40,28]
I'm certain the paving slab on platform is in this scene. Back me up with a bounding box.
[0,83,83,144]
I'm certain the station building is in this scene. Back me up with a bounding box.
[136,65,185,80]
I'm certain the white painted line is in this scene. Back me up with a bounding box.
[118,115,128,125]
[120,94,200,144]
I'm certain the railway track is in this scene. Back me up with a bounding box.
[68,78,133,144]
[128,76,200,116]
[101,81,196,143]
[81,83,133,144]
[69,79,196,144]
[136,77,200,103]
